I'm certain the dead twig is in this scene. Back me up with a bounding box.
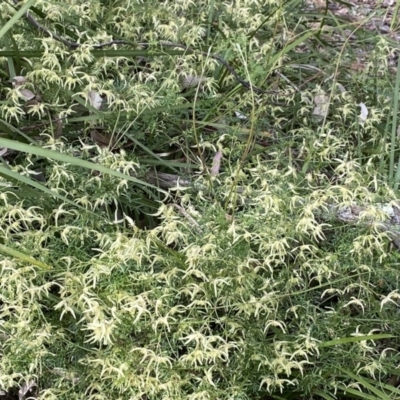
[173,204,203,234]
[146,172,192,190]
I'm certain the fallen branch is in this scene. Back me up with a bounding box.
[173,204,203,234]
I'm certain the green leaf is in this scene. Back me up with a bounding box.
[361,376,400,396]
[0,138,164,195]
[0,243,51,270]
[0,166,85,210]
[311,389,336,400]
[268,28,317,69]
[0,0,36,39]
[338,369,392,400]
[125,133,180,173]
[320,334,394,348]
[336,385,382,400]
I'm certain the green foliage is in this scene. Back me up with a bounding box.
[1,0,400,399]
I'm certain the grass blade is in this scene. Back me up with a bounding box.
[361,376,400,396]
[391,57,400,186]
[312,389,337,400]
[0,138,164,193]
[0,166,85,210]
[0,243,51,270]
[338,368,392,400]
[0,0,36,39]
[320,334,393,348]
[336,385,383,400]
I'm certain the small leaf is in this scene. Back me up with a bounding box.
[235,110,248,120]
[336,83,347,93]
[88,90,103,110]
[90,128,114,147]
[18,88,36,101]
[210,150,222,176]
[12,75,28,87]
[179,74,207,89]
[359,102,368,126]
[313,94,329,119]
[18,380,37,400]
[53,114,63,138]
